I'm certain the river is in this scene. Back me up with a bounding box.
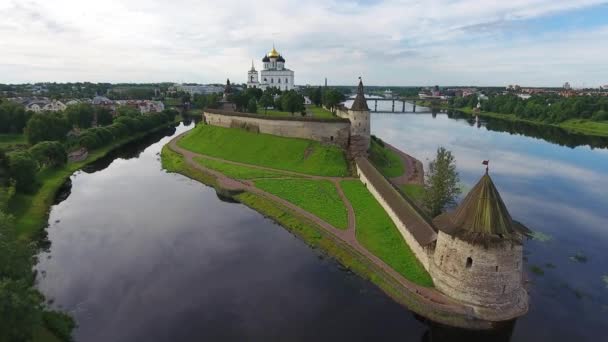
[36,111,608,341]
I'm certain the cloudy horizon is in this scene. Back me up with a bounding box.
[1,0,607,87]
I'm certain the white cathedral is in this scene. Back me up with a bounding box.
[247,46,295,91]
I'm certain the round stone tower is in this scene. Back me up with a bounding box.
[430,170,531,321]
[348,78,371,157]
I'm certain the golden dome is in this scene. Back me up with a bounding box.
[267,46,279,58]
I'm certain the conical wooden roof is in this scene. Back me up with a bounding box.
[433,172,531,244]
[351,78,369,111]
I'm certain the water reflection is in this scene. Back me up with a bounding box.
[445,110,608,149]
[372,113,608,341]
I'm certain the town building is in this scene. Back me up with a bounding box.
[247,46,295,91]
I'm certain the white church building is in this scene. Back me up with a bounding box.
[247,46,294,91]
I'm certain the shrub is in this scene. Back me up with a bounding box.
[29,141,67,168]
[7,151,38,192]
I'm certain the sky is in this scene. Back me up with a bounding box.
[1,0,607,87]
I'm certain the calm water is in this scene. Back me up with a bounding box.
[36,113,608,341]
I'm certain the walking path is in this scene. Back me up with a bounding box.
[168,133,474,319]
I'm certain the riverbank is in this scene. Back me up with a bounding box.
[162,129,505,330]
[11,120,179,239]
[452,107,608,137]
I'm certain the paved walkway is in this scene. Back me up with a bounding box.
[168,133,471,315]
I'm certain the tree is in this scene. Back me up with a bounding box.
[423,147,461,217]
[0,101,31,134]
[259,94,273,114]
[96,108,114,126]
[246,98,258,113]
[7,151,38,192]
[116,105,140,117]
[281,91,305,115]
[322,88,345,113]
[29,141,67,168]
[65,103,95,128]
[24,113,70,145]
[312,87,323,106]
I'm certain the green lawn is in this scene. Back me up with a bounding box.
[256,108,300,117]
[401,184,425,203]
[256,106,338,119]
[368,139,405,177]
[178,124,349,177]
[341,180,433,287]
[255,179,348,230]
[0,133,26,148]
[194,156,292,179]
[307,105,336,118]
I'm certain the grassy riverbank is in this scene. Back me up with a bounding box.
[178,124,349,176]
[11,121,178,239]
[457,107,608,137]
[368,138,404,177]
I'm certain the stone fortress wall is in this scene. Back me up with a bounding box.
[203,109,351,148]
[355,157,436,270]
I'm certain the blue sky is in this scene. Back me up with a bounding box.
[0,0,607,87]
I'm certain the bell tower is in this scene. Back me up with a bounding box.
[247,61,259,88]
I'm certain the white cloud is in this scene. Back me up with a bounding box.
[1,0,607,85]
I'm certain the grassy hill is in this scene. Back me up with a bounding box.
[178,124,349,176]
[341,180,433,287]
[368,138,404,178]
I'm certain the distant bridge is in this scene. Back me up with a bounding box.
[347,96,448,113]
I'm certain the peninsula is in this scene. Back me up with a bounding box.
[162,71,531,329]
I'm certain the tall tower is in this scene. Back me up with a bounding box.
[348,78,371,157]
[247,61,259,88]
[430,170,531,320]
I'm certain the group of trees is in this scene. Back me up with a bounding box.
[0,101,32,134]
[0,202,75,341]
[1,104,178,194]
[448,94,478,109]
[452,93,608,124]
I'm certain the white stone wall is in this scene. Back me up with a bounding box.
[430,231,527,311]
[355,161,433,271]
[260,69,294,91]
[204,111,350,147]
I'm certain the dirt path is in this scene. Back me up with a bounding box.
[385,142,424,186]
[167,133,469,312]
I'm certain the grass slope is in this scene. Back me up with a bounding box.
[368,139,405,177]
[341,180,433,287]
[161,145,218,187]
[255,179,348,230]
[401,184,425,203]
[193,157,290,179]
[307,106,336,118]
[178,124,349,176]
